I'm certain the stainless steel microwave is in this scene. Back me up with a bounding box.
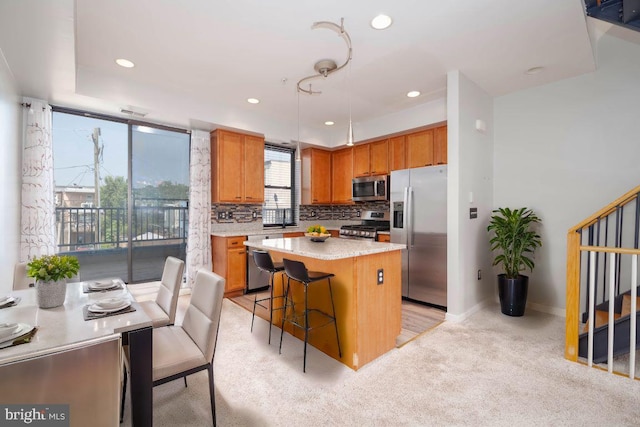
[352,175,389,202]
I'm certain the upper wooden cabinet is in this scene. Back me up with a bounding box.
[406,129,434,168]
[369,139,389,175]
[434,125,447,165]
[353,144,370,177]
[210,129,264,204]
[331,147,354,204]
[354,139,390,178]
[301,148,332,204]
[389,135,406,171]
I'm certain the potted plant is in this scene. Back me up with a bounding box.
[27,254,80,308]
[487,207,542,316]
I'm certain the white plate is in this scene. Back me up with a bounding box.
[0,323,34,345]
[88,280,118,290]
[94,296,127,309]
[0,323,20,339]
[0,296,15,306]
[88,300,131,313]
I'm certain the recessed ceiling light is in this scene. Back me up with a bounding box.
[324,121,335,126]
[407,91,421,98]
[115,58,135,68]
[371,14,392,30]
[247,98,260,104]
[525,66,544,75]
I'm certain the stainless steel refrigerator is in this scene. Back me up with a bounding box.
[390,165,447,308]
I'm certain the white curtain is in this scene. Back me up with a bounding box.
[185,129,212,287]
[20,98,55,260]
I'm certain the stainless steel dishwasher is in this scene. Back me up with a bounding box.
[246,233,283,292]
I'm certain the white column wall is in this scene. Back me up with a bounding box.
[493,32,640,314]
[0,49,22,294]
[446,71,495,321]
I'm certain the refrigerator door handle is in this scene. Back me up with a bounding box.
[407,186,414,247]
[403,186,409,247]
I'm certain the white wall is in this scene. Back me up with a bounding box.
[446,71,495,320]
[0,49,22,294]
[493,32,640,314]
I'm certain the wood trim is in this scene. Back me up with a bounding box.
[579,245,640,255]
[565,231,581,361]
[568,185,640,232]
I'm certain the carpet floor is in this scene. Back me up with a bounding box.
[121,295,640,426]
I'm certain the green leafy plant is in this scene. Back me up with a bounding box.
[487,207,542,279]
[27,255,80,282]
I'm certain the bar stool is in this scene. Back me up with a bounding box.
[251,250,285,344]
[279,258,342,372]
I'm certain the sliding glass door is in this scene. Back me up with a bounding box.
[52,110,190,283]
[130,125,190,282]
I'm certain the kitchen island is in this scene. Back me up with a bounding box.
[244,236,405,370]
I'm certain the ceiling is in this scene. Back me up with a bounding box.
[0,0,598,148]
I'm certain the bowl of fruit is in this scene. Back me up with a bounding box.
[305,225,331,242]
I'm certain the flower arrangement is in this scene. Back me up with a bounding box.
[306,225,328,236]
[27,255,80,283]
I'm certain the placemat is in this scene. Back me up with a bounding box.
[0,297,22,310]
[0,326,38,349]
[83,304,136,321]
[82,283,124,293]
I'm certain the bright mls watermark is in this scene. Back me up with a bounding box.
[1,405,69,426]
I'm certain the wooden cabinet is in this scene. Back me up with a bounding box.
[212,235,247,296]
[389,135,406,171]
[302,148,332,205]
[406,129,434,168]
[434,125,447,165]
[211,129,264,203]
[376,234,391,243]
[331,147,354,204]
[369,139,389,175]
[284,231,305,238]
[354,140,389,177]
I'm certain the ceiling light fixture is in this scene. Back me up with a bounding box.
[115,58,135,68]
[247,98,260,104]
[407,90,421,98]
[296,89,301,162]
[325,121,335,126]
[371,14,392,30]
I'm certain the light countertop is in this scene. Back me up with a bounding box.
[244,236,405,260]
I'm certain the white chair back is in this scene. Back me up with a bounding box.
[181,270,225,363]
[13,262,33,290]
[155,256,185,325]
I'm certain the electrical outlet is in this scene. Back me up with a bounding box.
[477,269,482,280]
[377,268,384,285]
[252,211,257,219]
[228,211,233,219]
[357,210,361,217]
[218,212,227,220]
[310,211,316,217]
[342,211,346,218]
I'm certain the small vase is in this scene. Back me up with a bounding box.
[36,279,67,309]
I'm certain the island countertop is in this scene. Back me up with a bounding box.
[243,236,405,260]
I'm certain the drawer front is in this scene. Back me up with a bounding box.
[227,236,246,248]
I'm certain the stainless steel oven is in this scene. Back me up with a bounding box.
[352,175,389,202]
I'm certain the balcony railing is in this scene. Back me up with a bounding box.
[56,205,188,252]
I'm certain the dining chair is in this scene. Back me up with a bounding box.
[137,256,185,327]
[12,262,34,290]
[121,269,225,426]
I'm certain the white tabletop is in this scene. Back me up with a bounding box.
[0,280,152,365]
[244,236,406,260]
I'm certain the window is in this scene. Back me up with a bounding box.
[263,144,295,226]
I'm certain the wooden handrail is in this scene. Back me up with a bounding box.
[568,185,640,233]
[565,184,640,363]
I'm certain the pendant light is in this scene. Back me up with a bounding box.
[346,58,354,146]
[296,88,301,162]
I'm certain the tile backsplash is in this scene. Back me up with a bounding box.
[211,201,389,227]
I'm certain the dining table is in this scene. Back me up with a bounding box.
[0,279,153,427]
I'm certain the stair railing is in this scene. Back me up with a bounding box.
[566,185,640,379]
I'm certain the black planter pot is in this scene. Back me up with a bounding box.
[498,274,528,316]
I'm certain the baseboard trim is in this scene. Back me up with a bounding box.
[445,298,493,323]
